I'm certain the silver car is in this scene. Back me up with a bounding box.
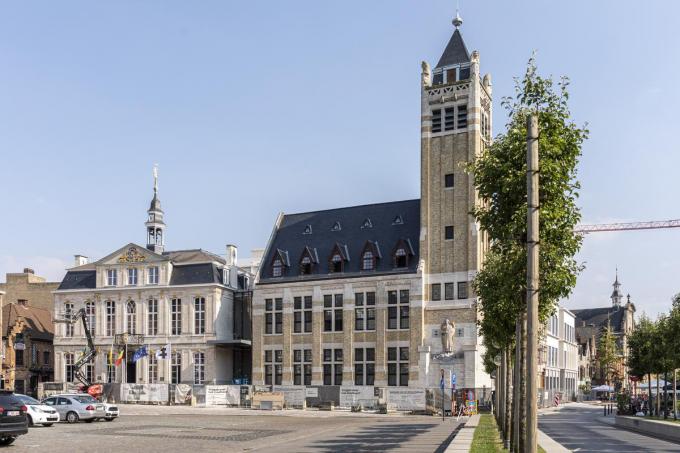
[41,394,105,423]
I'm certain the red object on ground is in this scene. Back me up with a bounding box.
[87,384,103,398]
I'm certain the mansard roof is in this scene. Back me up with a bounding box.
[57,247,228,290]
[435,29,470,69]
[259,199,420,283]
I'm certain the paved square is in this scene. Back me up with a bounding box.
[10,405,462,452]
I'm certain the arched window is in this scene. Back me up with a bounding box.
[155,229,163,245]
[362,251,375,271]
[330,254,343,273]
[272,258,283,277]
[126,300,136,335]
[300,256,312,275]
[85,301,96,336]
[395,248,407,268]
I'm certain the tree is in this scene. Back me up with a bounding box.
[628,314,656,404]
[598,322,620,387]
[468,57,587,450]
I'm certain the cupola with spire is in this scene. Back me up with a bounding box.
[145,165,166,253]
[431,10,471,85]
[611,269,623,307]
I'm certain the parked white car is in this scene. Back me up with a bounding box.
[102,403,119,421]
[14,394,59,427]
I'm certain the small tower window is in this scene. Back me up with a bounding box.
[330,254,343,273]
[445,173,454,188]
[272,259,284,277]
[445,226,454,240]
[394,248,407,268]
[457,104,468,129]
[432,109,442,133]
[155,229,163,245]
[444,107,455,131]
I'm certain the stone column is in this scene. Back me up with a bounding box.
[282,288,294,384]
[311,286,323,385]
[374,282,387,386]
[342,283,355,385]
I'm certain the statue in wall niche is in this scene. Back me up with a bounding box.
[440,319,455,353]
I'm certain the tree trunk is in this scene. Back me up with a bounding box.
[656,373,661,417]
[513,318,521,452]
[519,311,527,453]
[647,372,652,416]
[672,369,677,420]
[664,371,669,419]
[505,346,512,450]
[499,348,506,428]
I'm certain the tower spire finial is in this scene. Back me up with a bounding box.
[453,0,463,28]
[153,163,159,195]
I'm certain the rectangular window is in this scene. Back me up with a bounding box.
[194,297,206,334]
[432,109,442,133]
[354,347,375,386]
[323,348,343,385]
[106,269,117,286]
[106,300,116,336]
[148,299,158,336]
[43,350,50,366]
[457,104,467,128]
[445,282,454,300]
[65,353,75,382]
[171,352,181,384]
[459,66,470,80]
[148,354,158,383]
[107,362,115,383]
[171,299,182,335]
[64,303,74,337]
[293,296,312,333]
[127,268,138,286]
[444,107,455,131]
[85,302,96,336]
[265,298,283,335]
[293,349,312,386]
[264,349,283,386]
[354,292,376,331]
[387,347,409,387]
[457,282,468,299]
[444,173,454,188]
[431,283,441,301]
[445,226,454,240]
[148,266,159,285]
[15,349,24,366]
[388,290,410,330]
[433,72,443,85]
[323,294,343,332]
[193,352,205,384]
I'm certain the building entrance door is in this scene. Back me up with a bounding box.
[126,355,136,384]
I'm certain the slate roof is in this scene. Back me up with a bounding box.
[259,199,420,284]
[3,303,54,342]
[435,29,470,68]
[572,306,626,332]
[57,249,227,290]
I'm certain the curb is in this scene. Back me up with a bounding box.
[444,414,479,452]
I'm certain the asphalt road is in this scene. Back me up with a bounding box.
[539,403,680,452]
[6,407,462,453]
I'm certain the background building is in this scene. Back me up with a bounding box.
[252,15,494,395]
[52,173,253,386]
[0,269,58,394]
[573,272,636,391]
[540,306,578,402]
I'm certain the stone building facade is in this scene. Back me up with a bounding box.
[0,269,59,313]
[573,273,636,390]
[2,301,54,395]
[52,172,253,387]
[252,15,493,392]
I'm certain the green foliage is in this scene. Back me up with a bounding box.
[468,57,588,360]
[597,323,620,386]
[628,314,655,379]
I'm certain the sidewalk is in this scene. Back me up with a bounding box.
[444,414,478,452]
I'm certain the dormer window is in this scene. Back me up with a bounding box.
[300,256,312,275]
[303,225,313,235]
[330,254,343,273]
[392,215,404,225]
[270,249,289,278]
[361,218,373,229]
[362,251,375,271]
[272,259,284,277]
[331,221,342,232]
[395,249,407,268]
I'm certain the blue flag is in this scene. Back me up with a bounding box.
[132,345,148,363]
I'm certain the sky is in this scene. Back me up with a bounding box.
[1,1,678,318]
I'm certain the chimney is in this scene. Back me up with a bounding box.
[23,268,34,275]
[226,245,238,266]
[74,255,89,267]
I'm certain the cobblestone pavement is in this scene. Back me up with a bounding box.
[9,406,462,453]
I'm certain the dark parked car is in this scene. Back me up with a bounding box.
[0,390,28,445]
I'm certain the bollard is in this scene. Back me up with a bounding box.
[604,405,607,416]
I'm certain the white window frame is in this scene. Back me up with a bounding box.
[148,266,159,285]
[127,268,138,286]
[106,269,117,286]
[194,297,206,335]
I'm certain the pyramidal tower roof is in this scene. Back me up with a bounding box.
[435,12,471,69]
